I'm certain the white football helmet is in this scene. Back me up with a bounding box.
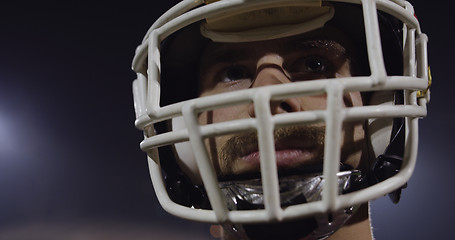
[131,0,430,239]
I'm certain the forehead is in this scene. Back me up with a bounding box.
[200,26,352,64]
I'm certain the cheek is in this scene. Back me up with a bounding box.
[353,122,365,142]
[340,123,366,169]
[350,92,363,107]
[197,105,250,175]
[299,95,328,111]
[198,105,249,125]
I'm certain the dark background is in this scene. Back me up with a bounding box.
[0,1,451,239]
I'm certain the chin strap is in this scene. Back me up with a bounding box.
[219,171,365,240]
[164,170,212,209]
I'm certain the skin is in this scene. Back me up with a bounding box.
[198,29,367,178]
[196,28,372,239]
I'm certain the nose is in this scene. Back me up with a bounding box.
[248,54,302,117]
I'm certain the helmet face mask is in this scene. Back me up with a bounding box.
[131,0,429,239]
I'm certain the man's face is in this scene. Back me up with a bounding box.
[197,28,367,180]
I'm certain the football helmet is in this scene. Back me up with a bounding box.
[131,0,429,239]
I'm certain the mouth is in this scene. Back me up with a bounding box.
[237,137,322,169]
[218,139,329,181]
[219,134,360,182]
[218,126,328,180]
[241,147,319,169]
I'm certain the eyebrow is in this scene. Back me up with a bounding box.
[288,39,347,57]
[203,45,249,63]
[202,38,348,66]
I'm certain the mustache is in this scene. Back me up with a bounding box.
[219,125,326,173]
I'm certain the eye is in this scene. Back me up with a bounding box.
[288,55,336,80]
[219,65,253,83]
[294,56,330,73]
[305,57,326,72]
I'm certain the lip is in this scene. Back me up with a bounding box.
[238,138,320,169]
[241,148,317,168]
